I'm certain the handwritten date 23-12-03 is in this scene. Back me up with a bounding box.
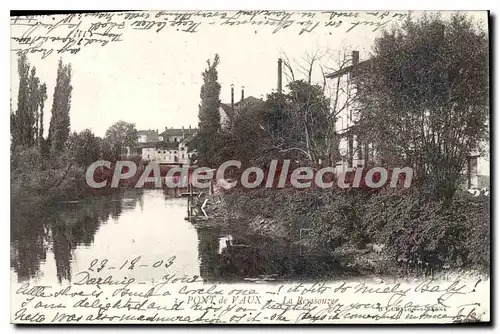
[87,256,176,273]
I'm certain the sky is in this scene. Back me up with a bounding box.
[10,10,488,137]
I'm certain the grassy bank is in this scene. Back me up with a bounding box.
[206,187,490,277]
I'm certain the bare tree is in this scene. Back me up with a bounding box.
[270,48,359,166]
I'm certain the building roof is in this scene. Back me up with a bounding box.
[160,128,197,137]
[220,96,265,120]
[326,58,377,79]
[137,129,159,136]
[220,103,235,119]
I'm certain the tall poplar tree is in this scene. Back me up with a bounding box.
[195,54,221,166]
[48,59,73,154]
[38,83,48,149]
[11,54,46,149]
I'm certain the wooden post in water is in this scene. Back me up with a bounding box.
[189,182,194,219]
[187,183,191,220]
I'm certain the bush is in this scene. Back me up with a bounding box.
[11,146,91,209]
[362,188,490,273]
[221,186,490,275]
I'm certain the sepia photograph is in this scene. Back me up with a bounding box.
[9,9,490,324]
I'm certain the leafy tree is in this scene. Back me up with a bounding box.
[48,59,73,155]
[68,129,101,167]
[254,80,332,165]
[11,55,47,149]
[104,121,137,159]
[210,79,334,169]
[194,54,221,167]
[355,13,488,200]
[217,102,270,167]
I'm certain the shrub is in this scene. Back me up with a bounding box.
[362,188,490,273]
[221,186,490,275]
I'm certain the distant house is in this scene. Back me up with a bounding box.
[136,126,197,164]
[159,126,197,143]
[137,129,160,143]
[141,140,194,164]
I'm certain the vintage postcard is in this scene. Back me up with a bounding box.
[10,10,490,324]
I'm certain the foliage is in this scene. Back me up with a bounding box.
[48,59,73,155]
[361,188,489,273]
[11,55,48,149]
[10,55,120,208]
[210,79,336,168]
[67,129,101,167]
[11,145,90,207]
[222,186,489,275]
[194,54,222,167]
[356,13,489,199]
[104,120,138,159]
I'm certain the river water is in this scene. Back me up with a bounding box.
[11,189,342,285]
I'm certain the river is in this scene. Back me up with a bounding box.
[11,189,343,285]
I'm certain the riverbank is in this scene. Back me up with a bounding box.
[198,186,490,278]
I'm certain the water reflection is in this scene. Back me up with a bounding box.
[11,189,348,285]
[11,190,142,283]
[196,225,349,283]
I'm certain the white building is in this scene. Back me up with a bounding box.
[141,141,194,164]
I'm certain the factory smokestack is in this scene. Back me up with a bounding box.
[351,51,360,78]
[241,86,245,101]
[277,58,283,93]
[231,84,234,112]
[352,50,360,65]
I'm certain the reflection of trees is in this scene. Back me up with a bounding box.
[52,222,72,282]
[195,226,345,282]
[217,235,293,281]
[10,210,48,282]
[196,227,295,282]
[196,227,221,282]
[11,190,142,283]
[110,191,123,219]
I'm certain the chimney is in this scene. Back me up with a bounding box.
[165,127,167,131]
[189,125,191,129]
[351,50,360,79]
[231,84,235,112]
[241,86,245,102]
[352,50,359,66]
[277,58,283,93]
